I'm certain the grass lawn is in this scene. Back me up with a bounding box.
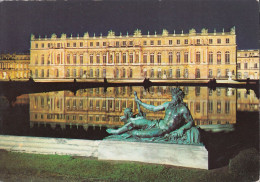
[0,148,258,182]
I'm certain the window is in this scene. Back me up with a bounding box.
[41,43,44,48]
[208,101,213,113]
[89,69,93,77]
[169,40,173,45]
[143,54,147,63]
[209,69,213,78]
[225,51,230,64]
[96,42,99,47]
[57,43,61,48]
[73,69,77,77]
[195,87,200,96]
[41,55,44,65]
[184,52,188,63]
[237,63,241,69]
[209,39,213,44]
[135,54,139,63]
[103,42,106,46]
[103,54,107,64]
[114,53,119,64]
[177,40,180,44]
[196,52,200,63]
[158,40,161,45]
[123,41,126,46]
[103,69,106,78]
[217,69,221,78]
[41,69,44,77]
[150,53,154,64]
[96,69,99,77]
[80,42,83,47]
[129,69,133,78]
[73,54,76,64]
[73,42,76,47]
[67,69,70,77]
[35,70,38,78]
[67,54,70,64]
[122,68,126,78]
[254,63,258,68]
[195,103,200,113]
[57,54,60,64]
[89,55,93,64]
[150,40,154,45]
[96,54,100,64]
[123,53,126,63]
[48,43,50,48]
[244,63,248,69]
[46,69,49,77]
[226,38,229,44]
[80,69,83,77]
[150,69,154,78]
[217,51,221,64]
[90,42,93,47]
[157,53,161,64]
[35,43,38,48]
[169,69,173,78]
[80,54,83,64]
[176,69,180,78]
[184,69,188,78]
[129,41,133,46]
[217,39,221,44]
[217,101,221,113]
[184,39,188,44]
[195,69,200,78]
[176,52,180,63]
[143,41,147,46]
[209,51,213,64]
[129,53,133,63]
[67,43,70,47]
[169,52,173,63]
[196,39,200,44]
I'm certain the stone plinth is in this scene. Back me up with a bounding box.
[98,140,208,169]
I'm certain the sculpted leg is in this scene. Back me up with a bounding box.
[106,122,133,135]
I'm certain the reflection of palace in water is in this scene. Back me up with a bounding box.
[27,86,259,131]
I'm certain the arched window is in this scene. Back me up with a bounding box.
[129,68,133,78]
[217,51,221,64]
[89,69,93,77]
[225,51,230,64]
[196,52,200,63]
[150,69,154,78]
[122,68,126,78]
[176,69,181,78]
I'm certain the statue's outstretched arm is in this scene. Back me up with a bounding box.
[136,99,168,112]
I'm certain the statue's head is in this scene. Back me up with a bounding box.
[171,88,185,103]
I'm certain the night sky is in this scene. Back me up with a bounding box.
[0,0,259,53]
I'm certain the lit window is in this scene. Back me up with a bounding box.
[217,51,221,64]
[80,54,83,64]
[67,54,70,64]
[225,51,230,64]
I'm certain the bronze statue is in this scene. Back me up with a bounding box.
[106,88,201,144]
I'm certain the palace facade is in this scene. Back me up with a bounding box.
[237,49,259,80]
[0,53,30,80]
[29,28,237,81]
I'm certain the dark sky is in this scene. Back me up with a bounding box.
[0,0,259,53]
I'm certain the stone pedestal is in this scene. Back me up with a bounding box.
[98,140,208,169]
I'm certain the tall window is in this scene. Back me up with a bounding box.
[73,69,77,77]
[122,68,126,78]
[67,54,70,64]
[103,54,107,64]
[103,69,106,78]
[67,69,70,77]
[41,55,44,65]
[184,39,188,44]
[150,69,154,78]
[157,69,162,78]
[176,69,180,78]
[129,53,133,63]
[157,40,161,45]
[209,39,213,44]
[244,63,248,69]
[169,40,173,45]
[80,54,83,64]
[96,54,100,64]
[237,63,241,69]
[90,55,93,64]
[35,56,38,65]
[35,69,38,78]
[226,38,230,44]
[41,69,44,78]
[143,54,147,63]
[225,69,229,78]
[169,69,173,78]
[217,51,221,64]
[209,51,213,64]
[157,53,161,64]
[73,54,76,64]
[129,69,133,78]
[217,39,221,44]
[184,69,188,78]
[184,52,188,63]
[169,52,173,63]
[208,101,213,113]
[225,101,230,114]
[46,69,49,77]
[225,51,230,64]
[209,69,213,78]
[116,53,119,64]
[195,69,200,78]
[176,52,180,63]
[57,54,60,64]
[217,69,221,78]
[89,69,93,77]
[135,54,139,63]
[96,69,99,77]
[150,53,154,64]
[196,52,200,63]
[123,53,126,63]
[217,101,221,113]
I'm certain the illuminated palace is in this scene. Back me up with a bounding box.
[29,28,237,81]
[237,49,259,79]
[0,53,30,80]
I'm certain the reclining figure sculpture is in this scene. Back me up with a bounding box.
[106,88,201,145]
